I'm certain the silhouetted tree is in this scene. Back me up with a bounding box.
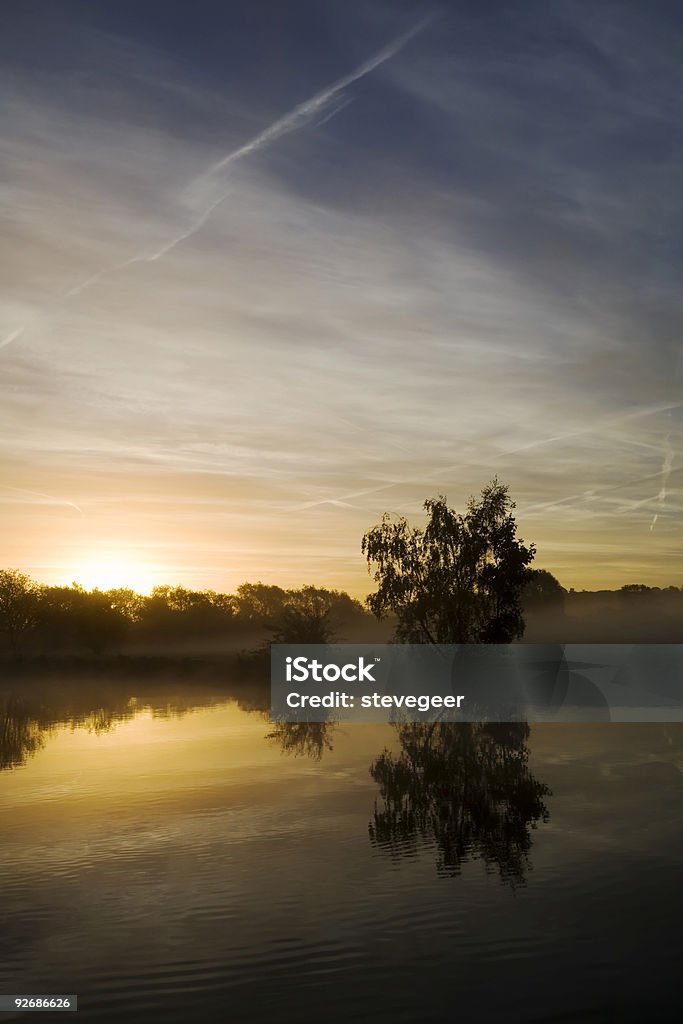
[0,569,41,659]
[35,585,78,653]
[523,568,566,610]
[234,582,287,624]
[362,480,535,643]
[369,721,550,885]
[104,587,145,622]
[270,586,338,644]
[136,586,235,644]
[38,584,129,656]
[73,587,130,655]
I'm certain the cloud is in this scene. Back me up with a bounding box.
[17,15,436,311]
[0,5,680,591]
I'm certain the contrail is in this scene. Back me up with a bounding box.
[66,189,233,297]
[2,486,84,516]
[0,326,25,350]
[293,403,683,517]
[292,482,399,512]
[520,462,683,521]
[200,15,436,182]
[3,15,435,329]
[649,434,674,531]
[386,401,683,493]
[311,95,355,131]
[124,17,434,275]
[411,403,683,507]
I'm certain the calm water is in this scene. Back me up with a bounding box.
[1,676,682,1023]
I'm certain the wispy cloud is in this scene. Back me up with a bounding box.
[20,16,436,313]
[0,3,680,592]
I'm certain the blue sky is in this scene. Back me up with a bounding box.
[1,0,682,593]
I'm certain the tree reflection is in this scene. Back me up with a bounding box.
[1,675,550,890]
[0,676,251,770]
[369,721,551,886]
[266,721,336,760]
[0,696,47,770]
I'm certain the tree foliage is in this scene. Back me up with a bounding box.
[0,569,41,659]
[234,583,287,623]
[523,568,566,609]
[268,585,365,644]
[0,570,371,660]
[362,480,536,644]
[39,585,129,656]
[270,586,337,644]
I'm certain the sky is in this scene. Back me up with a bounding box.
[1,0,682,596]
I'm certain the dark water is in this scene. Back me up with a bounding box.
[1,677,682,1023]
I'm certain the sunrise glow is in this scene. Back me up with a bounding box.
[70,552,157,594]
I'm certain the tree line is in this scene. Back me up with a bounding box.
[0,573,367,660]
[2,479,680,660]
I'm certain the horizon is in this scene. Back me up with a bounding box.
[2,1,681,596]
[5,563,681,601]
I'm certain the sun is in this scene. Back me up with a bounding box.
[72,551,157,594]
